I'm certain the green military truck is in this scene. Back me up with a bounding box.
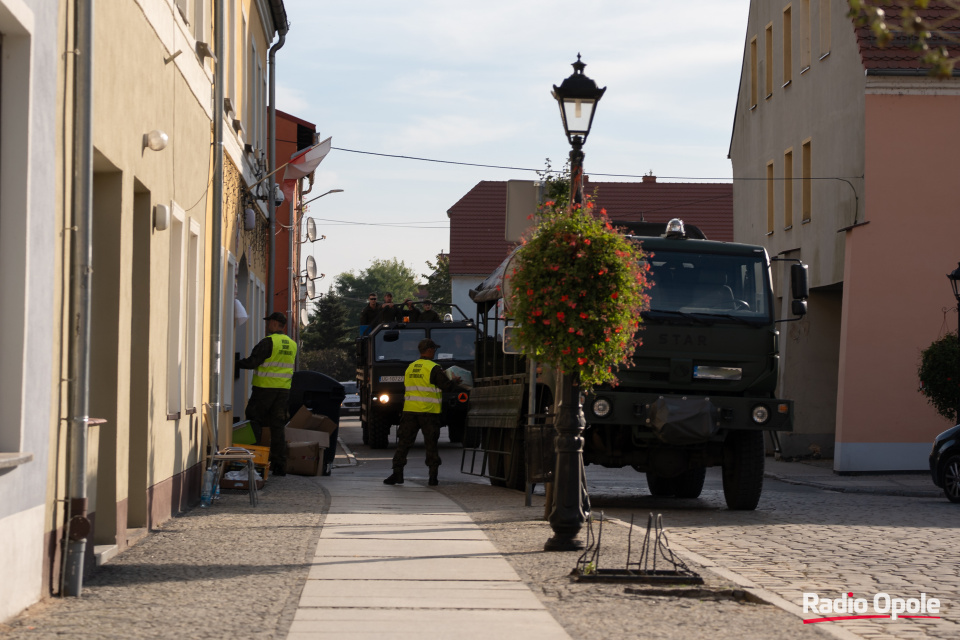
[356,314,477,449]
[463,219,808,510]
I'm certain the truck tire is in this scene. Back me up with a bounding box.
[360,416,370,445]
[673,466,707,498]
[645,472,676,497]
[722,430,765,510]
[447,413,466,444]
[369,411,391,449]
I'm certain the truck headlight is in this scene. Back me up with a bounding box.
[591,397,612,418]
[751,404,770,424]
[377,393,390,403]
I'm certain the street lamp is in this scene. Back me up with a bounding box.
[551,53,606,206]
[544,55,604,552]
[947,263,960,422]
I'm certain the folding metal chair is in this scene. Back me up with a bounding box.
[202,404,259,507]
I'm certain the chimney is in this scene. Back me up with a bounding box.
[642,171,656,184]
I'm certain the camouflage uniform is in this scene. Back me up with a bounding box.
[392,412,443,470]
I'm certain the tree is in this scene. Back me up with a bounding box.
[848,1,960,77]
[422,253,450,305]
[918,332,959,421]
[335,258,421,322]
[300,290,352,352]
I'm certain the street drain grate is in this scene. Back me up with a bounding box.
[574,512,703,585]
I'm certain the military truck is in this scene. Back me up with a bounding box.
[355,311,477,449]
[463,219,808,510]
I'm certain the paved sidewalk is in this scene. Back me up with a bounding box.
[289,470,570,639]
[764,459,941,498]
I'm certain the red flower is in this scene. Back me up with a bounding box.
[527,289,534,296]
[557,312,565,322]
[577,357,588,365]
[560,295,569,302]
[580,312,588,319]
[611,292,619,299]
[568,327,575,333]
[584,239,591,245]
[577,347,584,354]
[543,319,551,325]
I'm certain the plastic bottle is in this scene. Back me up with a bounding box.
[214,482,221,501]
[200,468,214,507]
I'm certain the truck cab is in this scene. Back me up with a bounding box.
[355,317,477,449]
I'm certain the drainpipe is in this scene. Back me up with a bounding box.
[267,24,287,315]
[63,0,94,597]
[208,0,226,451]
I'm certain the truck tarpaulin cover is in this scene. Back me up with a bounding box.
[649,397,719,445]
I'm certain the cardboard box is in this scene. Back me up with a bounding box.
[285,426,330,450]
[287,441,322,476]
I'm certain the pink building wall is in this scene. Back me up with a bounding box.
[836,93,960,470]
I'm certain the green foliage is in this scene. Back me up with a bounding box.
[507,197,650,390]
[335,258,421,322]
[300,290,353,352]
[299,346,354,381]
[422,253,451,306]
[848,0,959,78]
[918,332,959,421]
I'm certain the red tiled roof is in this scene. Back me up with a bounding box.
[854,2,960,71]
[448,178,733,276]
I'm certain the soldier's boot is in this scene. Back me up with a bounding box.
[428,467,439,486]
[383,468,404,485]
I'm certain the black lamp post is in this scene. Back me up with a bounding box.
[544,55,605,552]
[948,263,960,423]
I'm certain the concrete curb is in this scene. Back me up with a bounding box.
[331,437,358,468]
[763,471,943,499]
[605,516,867,640]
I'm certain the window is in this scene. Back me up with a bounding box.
[166,202,186,418]
[750,36,758,107]
[184,219,202,412]
[784,148,794,229]
[819,0,831,58]
[222,252,237,408]
[765,24,773,98]
[783,6,793,86]
[227,2,236,104]
[766,161,775,234]
[801,0,812,70]
[193,0,207,42]
[1,2,35,454]
[246,38,256,148]
[802,139,812,222]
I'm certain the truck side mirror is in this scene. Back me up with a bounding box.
[791,299,807,317]
[790,263,809,300]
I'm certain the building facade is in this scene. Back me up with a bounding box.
[730,0,960,470]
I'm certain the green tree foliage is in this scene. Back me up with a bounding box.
[918,332,959,421]
[848,0,960,77]
[299,347,355,381]
[422,253,451,306]
[335,258,421,323]
[300,290,352,352]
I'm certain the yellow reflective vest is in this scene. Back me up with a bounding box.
[403,359,442,414]
[252,334,297,389]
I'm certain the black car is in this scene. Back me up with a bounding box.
[930,424,960,503]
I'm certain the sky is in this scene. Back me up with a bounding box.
[276,0,750,291]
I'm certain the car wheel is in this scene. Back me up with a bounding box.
[941,454,960,503]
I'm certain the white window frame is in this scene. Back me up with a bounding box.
[222,252,238,409]
[0,0,35,454]
[166,202,187,418]
[184,218,202,412]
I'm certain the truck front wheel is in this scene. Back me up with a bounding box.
[369,411,392,449]
[447,412,466,444]
[360,416,370,445]
[722,430,765,510]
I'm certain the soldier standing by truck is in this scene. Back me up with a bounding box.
[384,339,462,486]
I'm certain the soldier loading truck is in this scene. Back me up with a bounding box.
[464,218,808,510]
[356,309,477,449]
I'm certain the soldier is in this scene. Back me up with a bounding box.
[384,339,462,486]
[237,312,297,476]
[413,299,441,323]
[359,293,380,332]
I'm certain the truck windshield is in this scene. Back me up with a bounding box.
[643,250,770,322]
[374,329,426,361]
[430,328,476,361]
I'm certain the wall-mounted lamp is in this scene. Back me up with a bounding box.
[143,129,169,152]
[154,204,170,231]
[243,207,257,231]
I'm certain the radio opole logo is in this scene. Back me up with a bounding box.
[802,592,942,624]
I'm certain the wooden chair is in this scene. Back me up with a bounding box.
[202,404,259,507]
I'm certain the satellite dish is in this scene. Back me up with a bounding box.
[300,308,310,327]
[306,278,316,299]
[306,255,317,279]
[306,218,317,242]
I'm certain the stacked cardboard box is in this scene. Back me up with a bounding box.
[284,406,336,476]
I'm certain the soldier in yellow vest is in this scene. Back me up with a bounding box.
[384,339,462,486]
[237,312,298,476]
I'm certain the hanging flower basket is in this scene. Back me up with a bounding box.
[507,198,650,389]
